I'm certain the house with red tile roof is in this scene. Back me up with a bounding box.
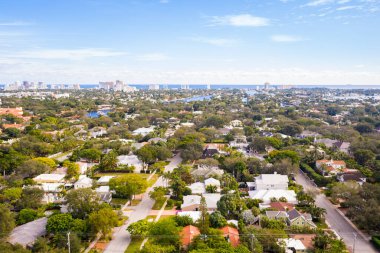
[219,226,240,247]
[180,225,200,249]
[316,159,346,176]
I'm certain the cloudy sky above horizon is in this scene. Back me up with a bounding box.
[0,0,380,85]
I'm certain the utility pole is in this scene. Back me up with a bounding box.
[67,231,71,253]
[353,233,357,253]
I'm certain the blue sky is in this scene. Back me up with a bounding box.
[0,0,379,84]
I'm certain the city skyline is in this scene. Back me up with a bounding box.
[1,0,380,84]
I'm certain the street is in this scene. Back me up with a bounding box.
[104,153,182,253]
[296,170,377,253]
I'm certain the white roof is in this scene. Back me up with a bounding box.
[278,238,306,251]
[9,217,47,247]
[97,176,115,184]
[203,193,222,209]
[246,182,255,187]
[40,183,64,192]
[96,186,110,193]
[255,174,289,185]
[117,155,143,167]
[133,126,155,135]
[74,175,92,186]
[248,189,297,204]
[189,182,206,194]
[205,178,220,187]
[177,211,201,222]
[33,174,65,182]
[182,195,201,209]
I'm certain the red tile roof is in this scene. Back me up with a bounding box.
[220,226,240,247]
[180,225,200,247]
[269,202,295,211]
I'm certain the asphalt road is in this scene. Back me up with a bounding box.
[296,171,377,253]
[104,153,182,253]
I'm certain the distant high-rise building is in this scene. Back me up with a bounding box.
[149,84,160,90]
[206,84,211,90]
[264,82,270,90]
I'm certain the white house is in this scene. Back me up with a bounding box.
[74,175,93,189]
[132,126,155,136]
[205,178,221,192]
[248,189,297,204]
[189,182,206,194]
[97,176,115,185]
[278,238,306,253]
[33,174,65,184]
[253,173,289,190]
[177,211,202,222]
[181,194,221,211]
[117,155,144,172]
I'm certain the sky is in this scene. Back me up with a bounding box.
[0,0,380,85]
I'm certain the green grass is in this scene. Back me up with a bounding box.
[315,220,328,229]
[130,199,141,206]
[111,198,129,205]
[152,198,166,210]
[148,174,159,186]
[124,238,144,253]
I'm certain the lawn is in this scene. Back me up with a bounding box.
[111,198,129,206]
[315,220,329,229]
[130,199,142,206]
[148,174,159,186]
[152,198,166,210]
[124,238,143,253]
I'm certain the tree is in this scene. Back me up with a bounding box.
[16,160,51,178]
[203,115,225,128]
[269,150,300,165]
[32,237,50,253]
[66,188,100,219]
[17,208,38,225]
[127,219,151,238]
[353,149,375,166]
[99,150,118,171]
[140,241,176,253]
[149,218,180,246]
[136,145,156,164]
[63,161,80,180]
[270,158,298,176]
[32,157,56,169]
[174,215,194,227]
[217,193,245,219]
[46,213,73,234]
[209,211,227,228]
[109,174,148,201]
[17,187,44,209]
[199,196,210,233]
[206,184,217,193]
[279,123,302,137]
[180,142,203,161]
[88,207,118,237]
[149,186,167,203]
[0,204,15,239]
[354,123,373,134]
[3,187,22,204]
[4,127,21,138]
[326,107,341,116]
[242,210,256,225]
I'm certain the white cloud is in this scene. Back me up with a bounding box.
[271,35,305,42]
[209,14,270,27]
[136,53,168,61]
[6,48,127,60]
[0,21,33,26]
[336,5,360,10]
[338,0,351,4]
[189,37,238,46]
[304,0,334,7]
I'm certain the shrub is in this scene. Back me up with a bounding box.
[300,163,334,187]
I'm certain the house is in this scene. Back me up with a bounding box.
[180,225,200,249]
[180,122,195,128]
[33,174,65,184]
[90,127,107,138]
[337,171,366,186]
[191,166,224,180]
[74,175,93,189]
[333,141,350,154]
[229,135,249,150]
[8,217,47,247]
[96,186,112,203]
[117,155,144,172]
[181,194,221,211]
[205,178,221,192]
[97,176,115,185]
[132,126,155,136]
[148,137,166,144]
[267,202,295,211]
[76,162,89,174]
[287,209,316,229]
[289,234,316,251]
[228,120,243,128]
[201,145,220,159]
[189,182,206,194]
[316,159,346,175]
[220,226,240,247]
[248,189,297,204]
[253,173,289,190]
[265,211,289,220]
[278,238,307,253]
[39,183,65,203]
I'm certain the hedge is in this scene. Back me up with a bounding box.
[371,236,380,250]
[300,163,334,187]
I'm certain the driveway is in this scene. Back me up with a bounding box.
[296,171,377,253]
[104,153,182,253]
[8,217,47,247]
